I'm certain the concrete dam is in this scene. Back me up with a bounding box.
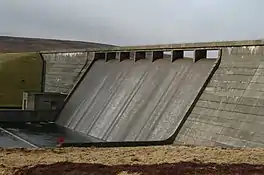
[56,50,219,143]
[2,40,263,148]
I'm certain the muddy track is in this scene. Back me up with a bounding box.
[1,146,264,174]
[13,162,264,175]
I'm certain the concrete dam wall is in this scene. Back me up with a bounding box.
[41,51,94,94]
[56,49,220,142]
[175,46,264,148]
[41,40,264,148]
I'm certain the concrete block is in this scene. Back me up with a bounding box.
[228,137,248,147]
[216,134,232,145]
[250,106,264,116]
[196,100,223,109]
[255,68,264,76]
[220,127,240,138]
[215,67,257,76]
[238,97,258,106]
[251,76,264,83]
[200,92,226,102]
[213,74,253,82]
[234,104,252,114]
[243,90,264,99]
[237,130,254,141]
[222,103,236,111]
[246,141,264,148]
[192,106,216,116]
[226,96,241,104]
[250,133,264,144]
[257,99,264,107]
[240,122,264,134]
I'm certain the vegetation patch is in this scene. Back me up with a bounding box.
[0,53,42,107]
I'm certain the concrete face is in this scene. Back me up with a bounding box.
[175,46,264,148]
[42,52,92,94]
[56,57,216,142]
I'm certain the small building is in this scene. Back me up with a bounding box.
[22,91,67,110]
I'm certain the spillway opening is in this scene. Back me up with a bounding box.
[194,49,207,62]
[106,52,116,61]
[184,50,194,59]
[94,53,105,60]
[206,50,220,59]
[172,50,184,62]
[152,51,164,62]
[134,51,146,62]
[120,52,130,61]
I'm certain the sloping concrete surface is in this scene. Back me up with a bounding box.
[175,46,264,148]
[56,57,216,142]
[42,52,93,94]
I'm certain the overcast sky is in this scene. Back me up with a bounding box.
[0,0,263,46]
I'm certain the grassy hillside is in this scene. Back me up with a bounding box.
[0,36,114,53]
[0,53,42,107]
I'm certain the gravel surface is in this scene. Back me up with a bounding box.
[0,146,263,174]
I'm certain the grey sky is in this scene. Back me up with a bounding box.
[0,0,263,45]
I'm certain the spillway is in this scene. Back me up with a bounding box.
[56,55,218,142]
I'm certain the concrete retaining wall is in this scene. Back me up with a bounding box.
[0,110,57,122]
[41,52,93,94]
[175,46,264,148]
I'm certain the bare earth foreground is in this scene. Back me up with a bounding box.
[0,146,264,175]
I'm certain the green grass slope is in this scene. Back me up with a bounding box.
[0,53,42,107]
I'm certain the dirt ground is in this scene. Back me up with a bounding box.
[0,145,264,174]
